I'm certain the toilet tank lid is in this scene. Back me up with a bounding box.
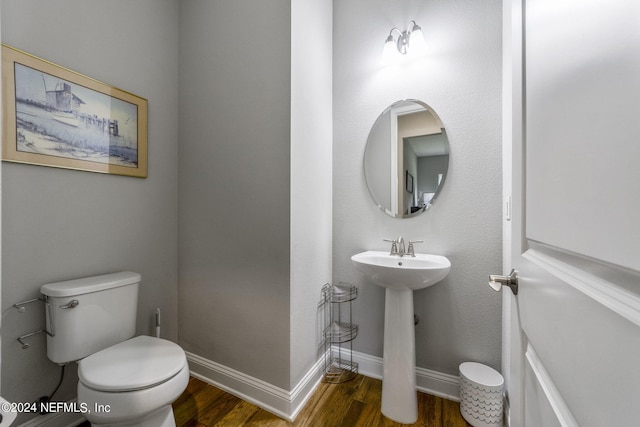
[41,271,141,297]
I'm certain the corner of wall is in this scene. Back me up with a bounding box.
[289,0,333,389]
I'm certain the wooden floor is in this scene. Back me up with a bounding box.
[172,375,472,427]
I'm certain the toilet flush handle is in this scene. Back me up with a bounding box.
[59,300,79,309]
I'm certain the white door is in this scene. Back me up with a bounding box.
[503,0,640,426]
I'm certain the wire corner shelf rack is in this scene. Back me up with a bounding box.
[320,282,358,383]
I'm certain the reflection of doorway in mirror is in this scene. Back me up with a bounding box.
[396,110,446,216]
[391,103,440,216]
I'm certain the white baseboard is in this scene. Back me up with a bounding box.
[348,349,461,402]
[187,349,461,423]
[186,352,324,422]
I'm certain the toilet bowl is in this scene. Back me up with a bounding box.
[41,272,188,426]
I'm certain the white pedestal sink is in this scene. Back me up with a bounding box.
[351,250,451,424]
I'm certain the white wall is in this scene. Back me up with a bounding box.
[333,0,503,376]
[290,0,333,387]
[1,0,179,424]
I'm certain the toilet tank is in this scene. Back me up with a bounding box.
[41,271,140,364]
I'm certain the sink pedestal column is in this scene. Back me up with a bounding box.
[381,288,417,423]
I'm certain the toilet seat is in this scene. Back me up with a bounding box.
[78,335,186,392]
[78,362,189,425]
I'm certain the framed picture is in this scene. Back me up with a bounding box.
[2,44,148,178]
[405,170,414,194]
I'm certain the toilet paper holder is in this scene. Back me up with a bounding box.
[13,297,54,350]
[17,330,50,350]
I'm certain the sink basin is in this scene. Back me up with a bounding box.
[351,251,451,291]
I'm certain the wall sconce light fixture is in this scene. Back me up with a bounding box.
[382,20,426,64]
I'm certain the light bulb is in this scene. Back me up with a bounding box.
[408,25,425,56]
[382,34,396,64]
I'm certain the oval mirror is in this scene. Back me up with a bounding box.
[364,100,449,218]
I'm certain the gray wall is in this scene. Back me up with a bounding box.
[178,0,333,391]
[1,1,179,423]
[177,0,293,390]
[418,154,448,193]
[1,0,332,407]
[333,0,503,375]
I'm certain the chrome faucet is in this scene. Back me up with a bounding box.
[397,237,406,256]
[384,237,422,257]
[384,237,406,256]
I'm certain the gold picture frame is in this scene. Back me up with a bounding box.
[2,44,148,178]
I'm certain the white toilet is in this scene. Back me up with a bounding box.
[41,272,189,427]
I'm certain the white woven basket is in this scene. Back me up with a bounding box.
[459,362,504,427]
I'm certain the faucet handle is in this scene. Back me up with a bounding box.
[407,240,423,257]
[383,239,399,255]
